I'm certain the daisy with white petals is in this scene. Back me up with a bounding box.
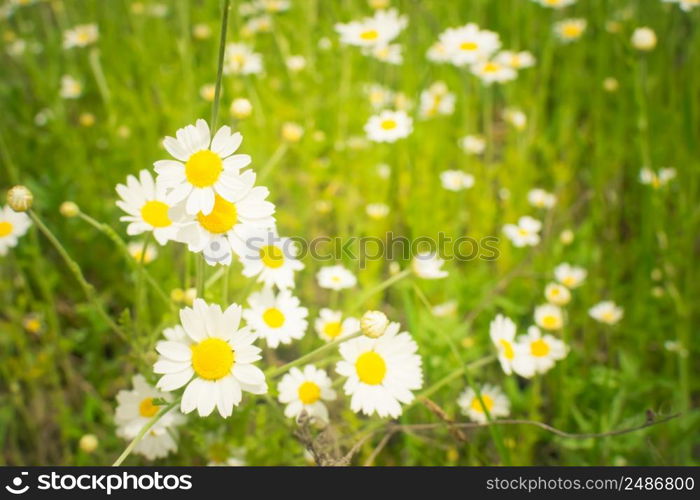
[317,264,357,290]
[116,169,179,245]
[154,119,253,216]
[335,8,407,48]
[471,60,517,84]
[503,216,542,247]
[336,321,423,418]
[544,283,571,306]
[315,308,360,342]
[0,205,31,256]
[589,301,624,325]
[277,365,337,423]
[364,109,413,143]
[419,81,456,118]
[458,384,510,424]
[440,170,475,191]
[535,0,577,8]
[534,304,564,331]
[411,251,448,279]
[527,188,556,209]
[63,24,98,49]
[554,263,587,288]
[495,50,536,70]
[519,326,568,374]
[438,23,501,67]
[554,19,587,42]
[243,288,308,348]
[154,300,267,418]
[115,375,183,460]
[238,229,304,289]
[490,314,535,378]
[224,43,263,75]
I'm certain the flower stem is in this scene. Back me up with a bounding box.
[349,268,411,313]
[210,0,231,131]
[112,400,179,466]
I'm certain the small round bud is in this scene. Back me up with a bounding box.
[361,310,389,339]
[559,229,574,245]
[79,112,95,127]
[603,77,619,93]
[7,185,33,211]
[60,201,80,218]
[632,27,657,51]
[79,434,99,453]
[281,122,304,143]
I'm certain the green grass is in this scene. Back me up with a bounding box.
[0,0,698,466]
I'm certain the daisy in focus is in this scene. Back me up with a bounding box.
[154,300,267,417]
[589,301,624,325]
[115,169,179,245]
[316,264,357,290]
[534,304,564,331]
[364,109,413,143]
[518,326,568,374]
[490,314,535,378]
[336,321,423,418]
[155,120,255,216]
[503,216,542,247]
[238,229,304,289]
[242,288,308,348]
[315,308,360,342]
[554,263,587,288]
[458,384,510,424]
[115,375,184,460]
[440,170,475,191]
[0,205,31,256]
[63,24,98,49]
[277,365,337,423]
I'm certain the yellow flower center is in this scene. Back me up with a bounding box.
[562,276,575,287]
[186,150,223,188]
[360,29,379,41]
[460,41,478,51]
[197,195,237,234]
[518,228,530,236]
[602,311,615,322]
[541,315,560,329]
[323,321,342,339]
[263,307,285,328]
[140,200,171,228]
[483,62,500,73]
[355,351,386,385]
[563,25,582,38]
[260,245,284,268]
[139,397,160,418]
[380,119,397,130]
[191,338,235,380]
[530,339,550,357]
[498,339,515,360]
[470,394,494,414]
[0,221,13,237]
[297,381,321,405]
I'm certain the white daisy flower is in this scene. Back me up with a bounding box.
[115,169,179,245]
[336,321,423,418]
[277,365,337,423]
[364,109,413,143]
[495,50,536,69]
[224,42,263,75]
[554,18,587,42]
[489,314,535,378]
[154,300,267,418]
[639,167,676,188]
[286,54,306,72]
[534,303,564,331]
[676,0,700,12]
[544,282,571,306]
[518,326,568,374]
[0,205,31,256]
[440,170,475,191]
[411,251,448,279]
[242,288,308,348]
[631,27,657,51]
[238,228,304,289]
[63,24,99,49]
[127,241,158,264]
[255,0,290,14]
[364,43,403,64]
[366,202,390,220]
[554,263,587,288]
[335,8,407,48]
[438,23,501,67]
[527,188,556,209]
[316,264,357,290]
[315,308,360,342]
[459,134,486,155]
[154,119,253,216]
[534,0,577,8]
[503,216,542,247]
[504,108,527,130]
[471,60,517,84]
[589,301,623,325]
[419,81,455,118]
[115,375,184,460]
[59,75,82,99]
[457,384,510,424]
[365,83,395,110]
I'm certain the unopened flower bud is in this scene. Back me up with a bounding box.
[79,434,99,453]
[7,185,33,211]
[361,310,389,338]
[60,201,80,218]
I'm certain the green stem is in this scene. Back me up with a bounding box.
[112,400,179,466]
[349,268,411,313]
[210,0,231,131]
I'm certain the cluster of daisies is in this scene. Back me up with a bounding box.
[335,8,407,65]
